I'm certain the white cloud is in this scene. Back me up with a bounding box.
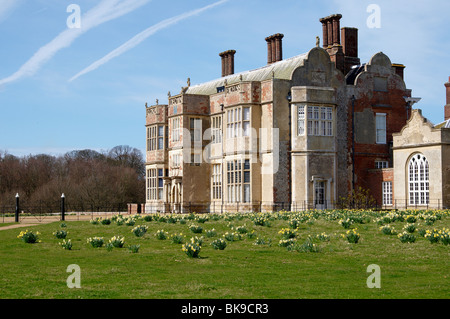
[0,0,21,22]
[69,0,229,82]
[0,0,151,87]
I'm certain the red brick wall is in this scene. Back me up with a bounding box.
[367,169,393,206]
[127,203,144,214]
[347,57,409,198]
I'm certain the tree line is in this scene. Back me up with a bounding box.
[0,145,145,209]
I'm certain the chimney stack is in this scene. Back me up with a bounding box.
[319,14,345,74]
[445,76,450,120]
[320,14,342,47]
[341,27,358,58]
[265,33,284,64]
[219,50,236,77]
[341,27,361,75]
[392,64,406,80]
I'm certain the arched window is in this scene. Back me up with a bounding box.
[408,154,429,205]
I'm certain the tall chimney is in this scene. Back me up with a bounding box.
[265,33,284,64]
[320,14,342,47]
[319,14,345,74]
[341,27,360,76]
[445,76,450,121]
[341,27,358,58]
[219,50,236,77]
[266,37,273,64]
[392,64,405,80]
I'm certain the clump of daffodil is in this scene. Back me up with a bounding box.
[109,235,125,248]
[278,228,298,239]
[182,237,202,258]
[341,228,360,243]
[17,229,40,243]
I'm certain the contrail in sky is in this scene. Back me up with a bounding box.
[0,0,150,86]
[0,0,21,23]
[69,0,228,82]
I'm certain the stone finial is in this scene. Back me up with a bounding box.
[168,91,171,98]
[180,78,190,94]
[316,36,320,47]
[156,99,159,105]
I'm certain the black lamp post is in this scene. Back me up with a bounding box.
[15,193,19,223]
[61,193,65,221]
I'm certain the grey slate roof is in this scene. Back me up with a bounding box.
[185,52,308,96]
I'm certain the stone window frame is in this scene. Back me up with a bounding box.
[226,107,250,138]
[375,113,387,144]
[211,164,222,200]
[146,168,163,201]
[382,181,392,206]
[189,117,202,143]
[306,105,333,137]
[211,115,222,144]
[147,125,157,151]
[297,104,306,136]
[226,158,251,203]
[157,125,164,150]
[171,117,181,142]
[408,153,429,206]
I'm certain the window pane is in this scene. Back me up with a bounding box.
[244,171,250,183]
[314,107,319,119]
[243,122,249,136]
[243,108,250,120]
[376,114,386,144]
[244,159,250,170]
[327,108,333,120]
[244,184,250,203]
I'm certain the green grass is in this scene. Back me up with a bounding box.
[0,210,449,299]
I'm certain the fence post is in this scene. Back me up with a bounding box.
[15,193,20,223]
[61,193,65,221]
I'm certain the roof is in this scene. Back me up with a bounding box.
[185,52,308,96]
[434,119,450,129]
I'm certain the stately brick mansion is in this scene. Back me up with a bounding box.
[144,14,450,213]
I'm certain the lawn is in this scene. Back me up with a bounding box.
[0,210,448,299]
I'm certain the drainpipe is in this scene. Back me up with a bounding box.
[351,95,356,192]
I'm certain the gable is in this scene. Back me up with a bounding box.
[393,109,441,148]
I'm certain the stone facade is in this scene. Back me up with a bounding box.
[391,109,450,209]
[144,13,448,213]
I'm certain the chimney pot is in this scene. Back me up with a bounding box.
[265,33,284,64]
[320,14,342,47]
[219,50,236,77]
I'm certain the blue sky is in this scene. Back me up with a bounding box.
[0,0,449,157]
